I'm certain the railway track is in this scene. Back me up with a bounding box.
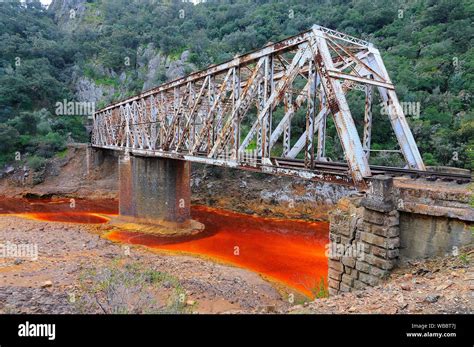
[190,150,472,183]
[272,157,472,183]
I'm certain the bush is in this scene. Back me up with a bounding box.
[422,152,438,166]
[30,132,66,158]
[27,155,46,172]
[76,260,190,314]
[0,124,20,155]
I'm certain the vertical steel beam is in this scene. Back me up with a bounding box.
[363,84,373,159]
[282,86,292,157]
[304,59,316,168]
[261,55,274,159]
[256,81,263,156]
[231,67,241,159]
[316,82,327,161]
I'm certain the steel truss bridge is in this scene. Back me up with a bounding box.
[92,25,429,189]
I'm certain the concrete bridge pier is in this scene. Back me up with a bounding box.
[114,153,203,235]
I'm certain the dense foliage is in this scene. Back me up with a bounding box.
[0,0,472,169]
[0,1,85,165]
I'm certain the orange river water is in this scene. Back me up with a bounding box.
[0,198,329,297]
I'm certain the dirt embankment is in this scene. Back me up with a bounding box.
[0,145,118,200]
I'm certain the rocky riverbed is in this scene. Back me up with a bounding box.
[0,215,290,314]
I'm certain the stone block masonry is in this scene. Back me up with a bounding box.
[328,176,400,295]
[328,175,472,295]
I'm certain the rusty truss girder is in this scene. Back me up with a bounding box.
[92,25,425,189]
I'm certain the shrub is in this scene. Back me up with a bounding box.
[27,155,46,172]
[76,260,190,314]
